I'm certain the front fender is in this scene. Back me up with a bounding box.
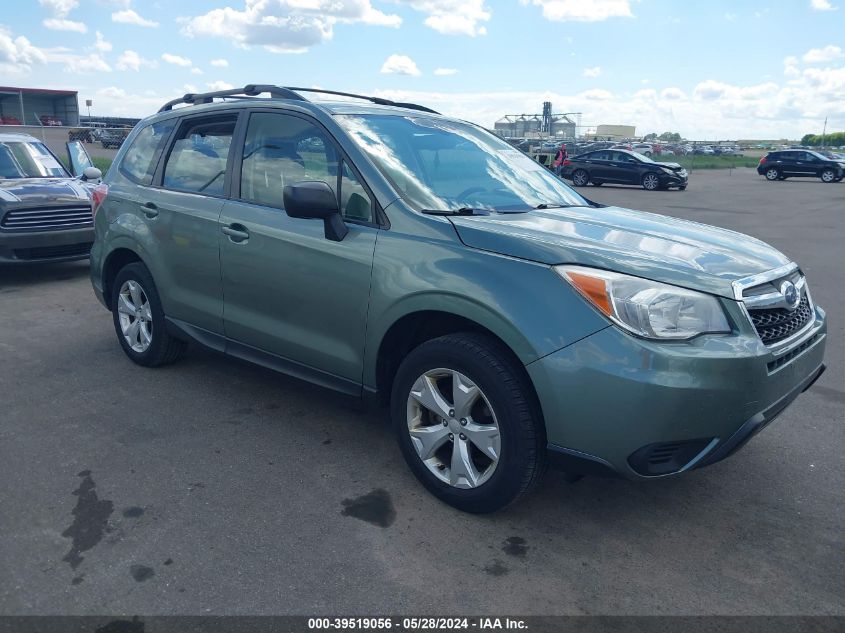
[362,226,609,388]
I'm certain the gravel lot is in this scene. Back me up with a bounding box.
[0,169,842,616]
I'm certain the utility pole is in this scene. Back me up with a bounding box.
[821,116,827,148]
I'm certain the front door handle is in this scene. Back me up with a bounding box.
[222,224,250,243]
[142,202,158,218]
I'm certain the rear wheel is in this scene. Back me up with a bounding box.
[765,167,780,181]
[111,262,187,367]
[572,169,590,187]
[642,173,660,190]
[391,333,546,513]
[820,169,836,183]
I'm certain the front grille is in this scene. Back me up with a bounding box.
[748,293,813,345]
[1,206,93,231]
[13,242,92,260]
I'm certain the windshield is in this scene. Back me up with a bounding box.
[630,151,655,163]
[336,114,589,212]
[0,141,68,178]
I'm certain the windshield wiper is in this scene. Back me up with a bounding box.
[535,203,578,209]
[421,207,489,216]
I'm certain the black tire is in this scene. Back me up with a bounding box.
[820,169,836,183]
[641,172,660,190]
[391,333,546,513]
[678,185,687,191]
[111,262,186,367]
[592,182,603,186]
[571,169,590,187]
[764,167,781,181]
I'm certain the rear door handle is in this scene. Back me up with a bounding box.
[142,202,158,218]
[222,224,249,243]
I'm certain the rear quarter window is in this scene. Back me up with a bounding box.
[120,120,175,185]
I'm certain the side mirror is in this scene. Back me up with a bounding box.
[82,166,102,182]
[283,181,348,242]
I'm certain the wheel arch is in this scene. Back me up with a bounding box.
[368,303,541,410]
[101,246,148,308]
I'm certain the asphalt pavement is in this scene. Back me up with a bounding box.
[0,169,842,616]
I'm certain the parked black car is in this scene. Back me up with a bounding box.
[561,149,688,190]
[757,150,843,183]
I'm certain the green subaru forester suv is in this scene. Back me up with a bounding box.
[90,85,827,513]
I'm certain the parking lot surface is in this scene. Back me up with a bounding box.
[1,169,843,615]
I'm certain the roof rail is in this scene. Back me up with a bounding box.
[157,84,439,115]
[158,84,305,112]
[283,87,440,115]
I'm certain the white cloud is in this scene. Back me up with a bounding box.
[191,67,203,75]
[115,49,157,71]
[207,80,235,90]
[93,30,112,52]
[94,85,164,116]
[802,45,843,63]
[181,1,401,53]
[520,0,633,22]
[112,9,159,27]
[784,55,800,77]
[380,54,421,76]
[43,18,88,32]
[162,53,192,66]
[0,26,47,74]
[660,87,686,101]
[724,12,737,21]
[210,58,229,67]
[401,1,491,36]
[434,67,458,76]
[66,53,111,73]
[810,0,837,10]
[39,0,87,32]
[581,88,614,101]
[183,83,199,94]
[582,66,602,77]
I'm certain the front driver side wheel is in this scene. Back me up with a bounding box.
[391,333,546,513]
[111,262,187,367]
[642,173,660,190]
[820,169,836,183]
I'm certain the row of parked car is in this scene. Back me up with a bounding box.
[67,126,130,149]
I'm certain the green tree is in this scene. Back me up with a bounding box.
[658,132,682,141]
[643,132,657,141]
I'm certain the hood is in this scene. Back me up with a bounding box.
[0,177,92,207]
[449,206,790,299]
[657,162,683,171]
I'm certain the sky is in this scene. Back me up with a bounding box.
[2,0,844,139]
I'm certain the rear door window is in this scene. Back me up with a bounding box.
[120,120,175,185]
[162,115,237,196]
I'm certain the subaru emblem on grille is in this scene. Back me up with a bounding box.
[780,280,801,311]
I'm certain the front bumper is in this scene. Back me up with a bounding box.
[0,226,93,264]
[528,305,827,480]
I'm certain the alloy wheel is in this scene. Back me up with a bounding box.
[643,174,659,190]
[821,170,835,183]
[406,368,501,489]
[117,280,153,353]
[766,168,779,180]
[573,170,588,186]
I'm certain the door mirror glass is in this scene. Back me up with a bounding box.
[66,140,95,177]
[283,180,347,242]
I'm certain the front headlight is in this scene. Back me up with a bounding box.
[556,265,730,340]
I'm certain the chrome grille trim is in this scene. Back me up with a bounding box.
[731,262,818,353]
[1,206,93,231]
